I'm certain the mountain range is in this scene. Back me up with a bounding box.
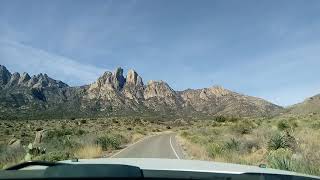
[0,64,291,119]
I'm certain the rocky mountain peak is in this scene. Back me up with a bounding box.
[207,86,230,96]
[0,65,68,89]
[18,72,31,85]
[7,72,20,86]
[113,67,126,90]
[0,65,283,118]
[89,71,113,90]
[126,69,143,86]
[90,67,144,92]
[144,80,176,99]
[0,65,12,86]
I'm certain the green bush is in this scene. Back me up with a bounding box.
[34,151,73,162]
[214,116,227,122]
[135,127,147,135]
[96,134,124,150]
[76,129,86,135]
[277,120,290,131]
[311,121,320,129]
[224,138,241,151]
[0,146,25,169]
[268,133,289,150]
[207,143,224,158]
[45,129,73,139]
[180,131,190,137]
[267,132,296,151]
[267,148,293,171]
[241,139,260,153]
[267,148,320,176]
[233,120,255,134]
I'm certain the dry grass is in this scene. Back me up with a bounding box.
[177,135,210,160]
[73,145,103,158]
[178,115,320,176]
[131,133,144,143]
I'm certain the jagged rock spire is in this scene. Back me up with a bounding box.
[113,67,126,90]
[126,69,143,86]
[0,65,12,86]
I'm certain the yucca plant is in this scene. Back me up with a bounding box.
[267,148,293,171]
[267,132,290,151]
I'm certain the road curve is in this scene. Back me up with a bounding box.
[111,133,184,159]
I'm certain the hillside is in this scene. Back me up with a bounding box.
[287,94,320,115]
[0,65,283,119]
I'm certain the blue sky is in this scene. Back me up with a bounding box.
[1,0,320,106]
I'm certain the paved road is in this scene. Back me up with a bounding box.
[111,133,184,159]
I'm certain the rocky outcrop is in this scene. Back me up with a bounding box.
[144,80,176,99]
[126,69,143,87]
[33,130,48,144]
[18,72,31,85]
[113,67,126,90]
[0,65,67,89]
[123,70,144,101]
[0,65,11,86]
[0,65,283,119]
[8,138,22,149]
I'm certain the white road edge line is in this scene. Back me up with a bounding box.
[169,136,181,159]
[110,134,155,158]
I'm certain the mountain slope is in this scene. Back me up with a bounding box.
[0,65,283,119]
[287,94,320,115]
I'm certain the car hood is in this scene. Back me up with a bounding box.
[57,158,319,179]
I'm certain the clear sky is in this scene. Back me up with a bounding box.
[1,0,320,106]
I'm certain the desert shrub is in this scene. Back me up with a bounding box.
[180,131,190,137]
[34,151,73,162]
[211,121,220,127]
[74,145,102,158]
[233,120,255,134]
[112,119,119,124]
[80,119,87,124]
[277,120,290,131]
[224,138,241,151]
[228,117,239,122]
[292,159,320,176]
[96,134,125,150]
[214,116,227,122]
[188,135,208,144]
[76,129,86,135]
[0,146,25,168]
[134,117,140,121]
[135,127,147,135]
[311,121,320,129]
[45,129,73,139]
[207,143,224,158]
[267,148,294,171]
[267,132,296,151]
[241,139,260,153]
[268,133,289,150]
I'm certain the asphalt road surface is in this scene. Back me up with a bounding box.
[111,133,184,159]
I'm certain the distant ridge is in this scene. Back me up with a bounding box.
[0,65,283,119]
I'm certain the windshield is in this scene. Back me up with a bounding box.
[0,0,320,178]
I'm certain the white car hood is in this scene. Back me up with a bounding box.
[56,158,319,179]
